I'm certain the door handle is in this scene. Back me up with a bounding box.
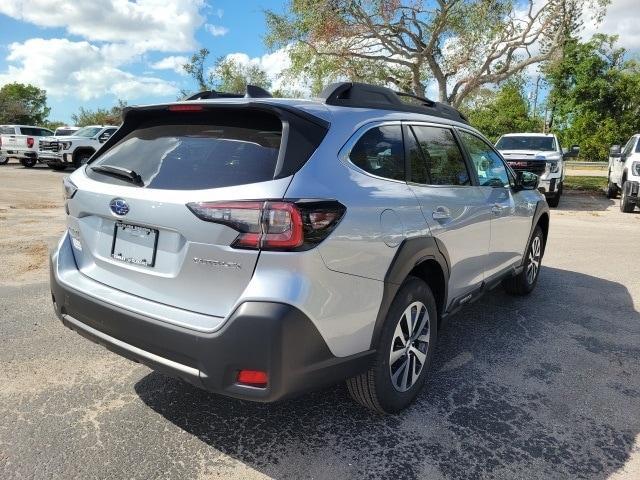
[491,204,504,215]
[432,206,451,221]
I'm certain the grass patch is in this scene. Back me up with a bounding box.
[563,176,607,192]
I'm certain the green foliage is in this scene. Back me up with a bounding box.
[0,82,50,125]
[71,99,127,127]
[463,80,541,141]
[42,120,66,131]
[563,175,607,192]
[182,49,272,95]
[546,34,640,161]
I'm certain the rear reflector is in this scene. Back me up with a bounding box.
[168,104,204,112]
[237,370,268,387]
[187,200,345,251]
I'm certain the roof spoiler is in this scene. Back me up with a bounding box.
[320,82,468,124]
[185,84,273,101]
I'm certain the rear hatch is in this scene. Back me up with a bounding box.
[67,103,328,324]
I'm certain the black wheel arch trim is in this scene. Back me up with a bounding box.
[522,200,550,266]
[370,236,450,349]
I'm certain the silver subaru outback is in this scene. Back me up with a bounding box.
[50,83,549,413]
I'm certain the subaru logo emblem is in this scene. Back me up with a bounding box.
[110,198,129,216]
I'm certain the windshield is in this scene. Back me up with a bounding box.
[73,127,102,138]
[55,129,77,136]
[496,136,556,151]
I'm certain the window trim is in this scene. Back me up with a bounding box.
[403,122,473,188]
[455,127,514,189]
[338,120,407,184]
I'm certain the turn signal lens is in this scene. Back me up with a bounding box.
[237,370,268,387]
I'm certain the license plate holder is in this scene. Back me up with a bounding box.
[111,222,158,267]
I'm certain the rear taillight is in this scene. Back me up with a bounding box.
[187,200,345,251]
[237,370,268,388]
[27,137,34,148]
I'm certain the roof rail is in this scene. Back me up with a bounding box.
[185,84,273,101]
[319,82,468,124]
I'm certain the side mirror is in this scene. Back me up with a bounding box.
[515,170,539,191]
[98,132,112,143]
[609,145,622,157]
[564,144,580,159]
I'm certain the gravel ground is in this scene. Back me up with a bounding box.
[1,163,639,480]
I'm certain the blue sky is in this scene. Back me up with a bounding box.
[0,1,637,125]
[0,1,289,123]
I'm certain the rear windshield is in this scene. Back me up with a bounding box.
[88,111,283,190]
[20,127,53,136]
[496,136,555,151]
[0,126,15,135]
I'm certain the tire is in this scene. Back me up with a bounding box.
[346,276,438,413]
[503,226,544,296]
[20,158,37,168]
[606,172,618,199]
[0,156,8,165]
[48,163,68,171]
[73,151,92,169]
[546,190,560,208]
[620,182,636,213]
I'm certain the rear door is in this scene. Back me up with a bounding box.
[405,123,491,302]
[68,107,316,321]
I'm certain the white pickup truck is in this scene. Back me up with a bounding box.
[608,135,640,213]
[0,125,55,167]
[496,132,579,207]
[38,126,80,169]
[44,125,118,170]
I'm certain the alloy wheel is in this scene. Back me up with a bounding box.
[526,235,541,284]
[389,301,430,392]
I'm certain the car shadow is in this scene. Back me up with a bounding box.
[555,191,616,212]
[135,266,640,479]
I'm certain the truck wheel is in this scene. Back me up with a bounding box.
[606,173,618,199]
[546,190,560,208]
[0,156,8,165]
[346,276,437,413]
[503,226,544,296]
[20,158,37,168]
[73,152,92,169]
[620,182,636,213]
[48,164,68,171]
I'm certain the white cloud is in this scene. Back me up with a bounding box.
[582,0,640,52]
[0,0,205,53]
[222,48,302,93]
[150,56,189,75]
[205,24,229,37]
[0,38,177,101]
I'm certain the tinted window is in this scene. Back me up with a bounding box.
[406,128,428,184]
[55,129,77,136]
[411,126,470,186]
[349,125,405,181]
[20,127,38,136]
[635,138,640,153]
[39,129,53,136]
[460,131,510,187]
[495,135,555,151]
[89,111,282,190]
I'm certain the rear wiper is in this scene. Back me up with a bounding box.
[90,165,144,186]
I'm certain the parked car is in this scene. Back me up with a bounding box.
[45,125,118,171]
[495,132,578,207]
[607,135,640,212]
[50,83,550,413]
[38,126,80,169]
[0,124,54,167]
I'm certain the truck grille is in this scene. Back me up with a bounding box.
[39,139,60,152]
[506,160,546,176]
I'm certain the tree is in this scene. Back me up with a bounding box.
[43,120,66,132]
[545,34,640,160]
[0,82,50,125]
[266,0,609,106]
[71,99,127,127]
[463,79,541,141]
[182,48,271,94]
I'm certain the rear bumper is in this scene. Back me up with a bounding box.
[50,236,374,402]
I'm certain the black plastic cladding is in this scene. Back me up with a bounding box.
[320,81,469,124]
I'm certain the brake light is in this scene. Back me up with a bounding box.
[27,137,34,148]
[168,104,203,112]
[187,200,345,251]
[237,370,268,387]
